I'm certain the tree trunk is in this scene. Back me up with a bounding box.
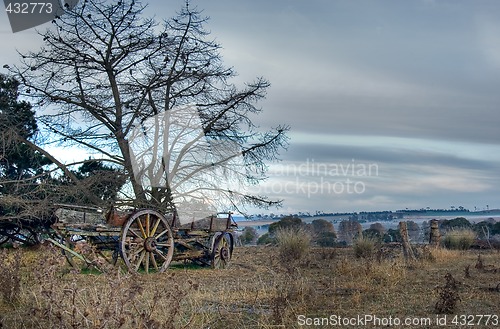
[116,135,146,204]
[399,221,416,261]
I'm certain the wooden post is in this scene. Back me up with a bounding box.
[429,219,441,247]
[399,221,416,261]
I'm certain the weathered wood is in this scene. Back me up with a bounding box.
[429,219,441,247]
[46,237,93,265]
[399,221,416,261]
[172,250,206,261]
[48,207,236,273]
[105,206,132,227]
[54,208,104,225]
[176,215,233,232]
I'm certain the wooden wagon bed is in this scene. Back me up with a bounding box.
[46,204,237,273]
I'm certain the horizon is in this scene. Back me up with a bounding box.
[244,206,500,219]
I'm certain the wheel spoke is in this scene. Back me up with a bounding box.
[135,250,146,271]
[150,217,161,236]
[132,246,144,257]
[128,228,143,239]
[150,252,158,271]
[136,218,147,238]
[127,240,140,248]
[145,213,150,237]
[213,256,220,268]
[154,249,169,262]
[144,252,150,273]
[155,228,170,240]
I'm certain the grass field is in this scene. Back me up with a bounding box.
[0,244,499,328]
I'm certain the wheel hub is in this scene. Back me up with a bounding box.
[144,237,157,252]
[220,246,229,261]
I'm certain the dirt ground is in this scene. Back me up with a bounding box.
[1,245,499,328]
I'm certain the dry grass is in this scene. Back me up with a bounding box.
[275,227,311,265]
[442,229,477,250]
[1,244,499,328]
[353,236,379,259]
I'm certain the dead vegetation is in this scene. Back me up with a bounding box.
[434,273,461,314]
[0,244,499,328]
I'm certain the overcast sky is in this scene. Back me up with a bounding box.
[1,1,500,214]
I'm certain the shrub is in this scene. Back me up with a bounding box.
[275,227,310,264]
[362,228,383,241]
[310,219,335,235]
[257,233,275,245]
[442,229,476,250]
[315,231,337,247]
[440,217,471,231]
[353,236,379,259]
[268,216,304,236]
[383,228,402,243]
[240,227,258,245]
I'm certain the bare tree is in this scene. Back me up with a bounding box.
[10,0,288,214]
[337,219,362,244]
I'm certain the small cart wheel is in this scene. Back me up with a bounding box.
[120,209,174,273]
[211,233,233,269]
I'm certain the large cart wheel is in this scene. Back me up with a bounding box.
[211,232,233,269]
[120,209,174,273]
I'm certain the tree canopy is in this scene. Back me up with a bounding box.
[1,73,53,221]
[9,0,288,216]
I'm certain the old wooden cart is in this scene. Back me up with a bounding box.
[2,204,237,273]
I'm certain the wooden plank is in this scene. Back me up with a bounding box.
[172,250,206,261]
[46,237,92,264]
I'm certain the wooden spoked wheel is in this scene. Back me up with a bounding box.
[211,233,232,269]
[120,209,174,273]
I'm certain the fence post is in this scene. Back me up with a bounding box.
[429,219,441,247]
[399,221,416,261]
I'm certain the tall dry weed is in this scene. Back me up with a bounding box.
[435,273,461,314]
[275,227,311,265]
[442,229,476,250]
[1,245,197,329]
[429,247,461,262]
[0,248,22,305]
[353,236,379,259]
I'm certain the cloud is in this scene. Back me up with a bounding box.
[208,1,500,146]
[476,15,500,69]
[251,132,500,212]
